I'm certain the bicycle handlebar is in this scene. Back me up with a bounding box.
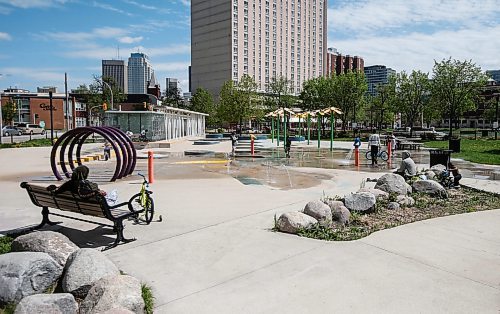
[137,173,149,185]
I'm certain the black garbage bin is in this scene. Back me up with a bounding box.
[449,138,461,153]
[429,149,452,168]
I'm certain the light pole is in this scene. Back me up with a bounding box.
[0,96,3,145]
[100,79,114,111]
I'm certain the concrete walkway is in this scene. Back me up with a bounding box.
[1,142,499,313]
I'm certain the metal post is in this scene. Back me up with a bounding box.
[330,112,334,152]
[317,115,321,149]
[0,96,3,145]
[283,111,287,147]
[495,94,499,140]
[277,114,280,147]
[49,91,54,144]
[298,115,301,137]
[271,116,274,143]
[307,114,310,145]
[102,80,114,111]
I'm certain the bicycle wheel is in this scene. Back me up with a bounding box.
[380,151,389,161]
[365,151,372,160]
[143,194,154,224]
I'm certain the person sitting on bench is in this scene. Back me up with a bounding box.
[49,165,106,198]
[394,151,417,179]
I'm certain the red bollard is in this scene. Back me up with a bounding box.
[148,150,154,184]
[387,141,392,160]
[251,137,255,156]
[354,146,360,167]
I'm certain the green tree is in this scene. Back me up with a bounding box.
[1,100,16,125]
[393,70,430,137]
[191,87,216,125]
[431,58,488,137]
[331,71,367,131]
[370,78,396,130]
[163,86,184,108]
[268,76,295,111]
[217,75,258,131]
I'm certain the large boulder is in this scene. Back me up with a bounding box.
[80,275,144,314]
[12,231,79,266]
[430,164,447,177]
[324,200,345,212]
[375,174,408,195]
[387,202,400,210]
[62,249,119,298]
[14,293,78,314]
[358,187,389,201]
[397,195,415,207]
[303,200,332,226]
[425,170,436,180]
[277,211,318,234]
[331,205,351,226]
[101,308,135,314]
[412,180,448,198]
[0,252,62,305]
[344,192,376,213]
[405,183,413,195]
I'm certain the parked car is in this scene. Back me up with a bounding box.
[16,123,46,135]
[2,125,22,136]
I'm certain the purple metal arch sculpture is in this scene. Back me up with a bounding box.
[50,127,136,182]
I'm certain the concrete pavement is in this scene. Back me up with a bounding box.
[0,141,499,313]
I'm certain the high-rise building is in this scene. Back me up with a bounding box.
[325,48,364,76]
[128,53,154,94]
[486,70,500,83]
[364,65,396,96]
[165,78,180,94]
[102,60,128,93]
[191,0,327,98]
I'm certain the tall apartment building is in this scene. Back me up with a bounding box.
[128,53,154,94]
[325,48,364,76]
[191,0,328,98]
[364,65,396,96]
[165,78,180,94]
[102,60,128,93]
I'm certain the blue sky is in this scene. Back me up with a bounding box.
[0,0,499,94]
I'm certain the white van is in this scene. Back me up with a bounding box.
[16,123,46,135]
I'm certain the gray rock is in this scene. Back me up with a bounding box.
[344,192,376,213]
[405,183,413,194]
[387,202,400,210]
[431,164,447,177]
[375,174,408,195]
[324,200,345,212]
[12,231,79,266]
[358,187,389,201]
[62,249,119,298]
[14,293,78,314]
[303,200,332,226]
[397,195,415,206]
[101,308,135,314]
[425,170,436,180]
[0,252,62,304]
[277,211,318,234]
[412,180,448,198]
[80,275,144,314]
[331,205,350,226]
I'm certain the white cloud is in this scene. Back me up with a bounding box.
[118,36,143,44]
[92,1,131,16]
[331,25,500,73]
[178,0,189,7]
[329,0,500,33]
[132,44,190,57]
[40,27,129,42]
[0,0,68,9]
[0,32,11,40]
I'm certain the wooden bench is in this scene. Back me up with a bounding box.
[20,182,143,250]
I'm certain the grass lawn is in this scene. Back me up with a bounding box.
[0,138,53,149]
[424,139,500,165]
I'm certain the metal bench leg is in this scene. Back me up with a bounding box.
[102,219,136,251]
[36,207,57,229]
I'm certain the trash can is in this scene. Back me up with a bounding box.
[429,149,452,168]
[449,138,461,153]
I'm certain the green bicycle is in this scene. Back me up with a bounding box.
[130,173,158,224]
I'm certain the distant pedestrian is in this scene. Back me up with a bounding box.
[368,133,382,165]
[353,135,361,149]
[285,136,292,158]
[389,133,397,151]
[125,130,133,138]
[230,132,238,156]
[104,142,111,161]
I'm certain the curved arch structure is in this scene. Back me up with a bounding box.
[50,127,136,182]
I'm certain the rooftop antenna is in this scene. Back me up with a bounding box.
[117,45,120,60]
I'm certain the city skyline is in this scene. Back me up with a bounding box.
[0,0,499,94]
